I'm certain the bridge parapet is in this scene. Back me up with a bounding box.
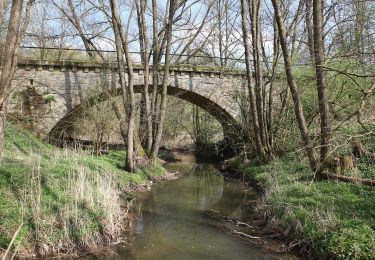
[17,58,245,78]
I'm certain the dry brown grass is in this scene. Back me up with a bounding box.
[12,159,131,257]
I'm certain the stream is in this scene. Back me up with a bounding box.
[86,152,299,260]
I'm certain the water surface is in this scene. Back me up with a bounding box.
[88,154,297,259]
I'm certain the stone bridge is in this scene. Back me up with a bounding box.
[9,58,247,142]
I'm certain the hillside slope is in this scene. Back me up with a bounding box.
[229,154,375,259]
[0,123,163,257]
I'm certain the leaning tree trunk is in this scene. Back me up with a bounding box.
[271,0,319,172]
[0,0,25,159]
[52,0,104,61]
[312,0,332,163]
[111,101,127,143]
[110,12,129,168]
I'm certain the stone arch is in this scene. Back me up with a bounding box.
[48,84,242,146]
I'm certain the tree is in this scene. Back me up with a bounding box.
[0,0,34,159]
[149,0,176,161]
[271,0,318,172]
[240,0,277,161]
[135,0,152,154]
[109,0,137,171]
[312,0,332,163]
[305,0,315,63]
[240,0,263,159]
[52,0,105,60]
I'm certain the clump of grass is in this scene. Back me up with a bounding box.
[0,123,162,257]
[233,153,375,260]
[1,154,130,257]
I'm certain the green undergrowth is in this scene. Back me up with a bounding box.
[229,154,375,260]
[336,125,375,180]
[0,123,164,256]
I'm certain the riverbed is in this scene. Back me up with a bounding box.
[84,153,299,259]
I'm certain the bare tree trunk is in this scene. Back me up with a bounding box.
[13,0,34,75]
[0,0,25,159]
[151,0,159,146]
[150,0,175,161]
[174,5,212,64]
[217,0,224,66]
[67,0,92,55]
[110,0,136,172]
[271,0,318,172]
[0,103,6,159]
[353,0,365,59]
[313,0,331,162]
[248,0,274,160]
[136,0,152,154]
[0,0,5,54]
[305,0,315,63]
[53,0,104,60]
[249,0,265,145]
[111,101,127,143]
[240,0,263,159]
[267,19,280,149]
[110,12,127,159]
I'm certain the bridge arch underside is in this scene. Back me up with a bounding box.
[49,84,243,149]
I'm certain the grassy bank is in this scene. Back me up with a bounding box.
[0,123,164,257]
[228,154,375,259]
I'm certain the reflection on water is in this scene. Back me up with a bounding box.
[84,157,296,260]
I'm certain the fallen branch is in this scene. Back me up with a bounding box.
[320,171,375,187]
[2,223,23,260]
[236,221,253,228]
[232,230,261,240]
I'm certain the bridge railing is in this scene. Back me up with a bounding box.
[18,46,246,70]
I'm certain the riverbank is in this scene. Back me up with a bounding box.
[225,154,375,259]
[0,123,180,258]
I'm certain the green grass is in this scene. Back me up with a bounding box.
[0,123,164,256]
[335,125,375,179]
[229,153,375,260]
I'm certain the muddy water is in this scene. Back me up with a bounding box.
[89,153,298,259]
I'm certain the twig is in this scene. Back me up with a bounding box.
[2,223,23,260]
[232,230,261,240]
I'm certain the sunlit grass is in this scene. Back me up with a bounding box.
[230,153,375,259]
[0,123,163,257]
